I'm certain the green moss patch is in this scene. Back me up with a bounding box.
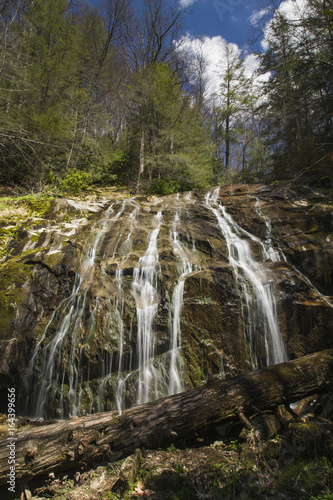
[277,458,333,499]
[0,257,33,336]
[0,193,54,219]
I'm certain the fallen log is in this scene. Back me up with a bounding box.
[1,348,333,486]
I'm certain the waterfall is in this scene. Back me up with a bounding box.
[21,187,303,420]
[254,198,286,263]
[25,201,129,418]
[206,188,287,369]
[97,203,140,414]
[114,269,125,412]
[168,212,193,395]
[253,198,333,309]
[25,197,194,418]
[132,211,163,404]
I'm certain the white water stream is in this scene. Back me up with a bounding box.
[96,203,140,414]
[27,201,128,418]
[206,189,287,369]
[132,211,163,404]
[23,188,302,419]
[254,198,286,263]
[168,212,193,394]
[254,197,333,309]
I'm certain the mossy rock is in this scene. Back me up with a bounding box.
[20,195,54,217]
[0,258,33,336]
[286,422,333,461]
[261,439,281,464]
[144,468,191,496]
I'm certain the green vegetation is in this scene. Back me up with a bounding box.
[0,193,54,218]
[0,0,330,195]
[106,492,118,500]
[277,458,333,499]
[56,171,93,196]
[0,258,33,336]
[0,192,55,266]
[0,0,214,195]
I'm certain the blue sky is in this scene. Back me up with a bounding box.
[89,0,260,48]
[180,0,258,47]
[87,0,277,96]
[88,0,305,97]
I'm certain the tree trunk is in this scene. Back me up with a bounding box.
[225,76,230,171]
[1,349,333,486]
[225,112,230,171]
[136,122,144,193]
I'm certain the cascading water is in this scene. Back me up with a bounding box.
[132,211,163,404]
[113,268,126,413]
[24,196,194,418]
[206,188,287,369]
[254,198,286,263]
[21,187,303,421]
[25,201,129,418]
[168,211,193,395]
[97,203,140,414]
[253,197,333,309]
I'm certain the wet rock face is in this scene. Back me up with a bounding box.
[0,184,332,418]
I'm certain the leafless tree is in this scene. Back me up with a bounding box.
[122,0,184,71]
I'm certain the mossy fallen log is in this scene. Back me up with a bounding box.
[1,348,333,486]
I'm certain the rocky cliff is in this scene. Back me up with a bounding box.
[0,183,332,419]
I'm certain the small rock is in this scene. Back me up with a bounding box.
[212,440,224,447]
[20,488,32,500]
[147,195,159,203]
[112,448,142,493]
[0,423,9,435]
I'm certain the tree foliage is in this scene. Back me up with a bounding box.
[210,44,271,184]
[259,0,333,181]
[0,0,331,192]
[124,63,213,192]
[0,0,213,193]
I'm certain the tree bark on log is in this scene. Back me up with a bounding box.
[1,348,333,486]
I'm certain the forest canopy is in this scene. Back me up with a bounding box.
[0,0,332,194]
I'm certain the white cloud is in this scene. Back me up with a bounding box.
[261,0,310,50]
[278,0,308,20]
[179,0,200,7]
[177,34,268,100]
[178,34,240,96]
[244,53,271,84]
[249,7,270,27]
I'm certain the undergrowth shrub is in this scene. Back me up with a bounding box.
[57,171,92,195]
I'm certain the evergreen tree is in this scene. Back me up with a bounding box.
[0,0,213,192]
[259,1,333,180]
[123,63,213,193]
[0,0,86,184]
[213,44,253,180]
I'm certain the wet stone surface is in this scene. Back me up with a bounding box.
[0,183,332,419]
